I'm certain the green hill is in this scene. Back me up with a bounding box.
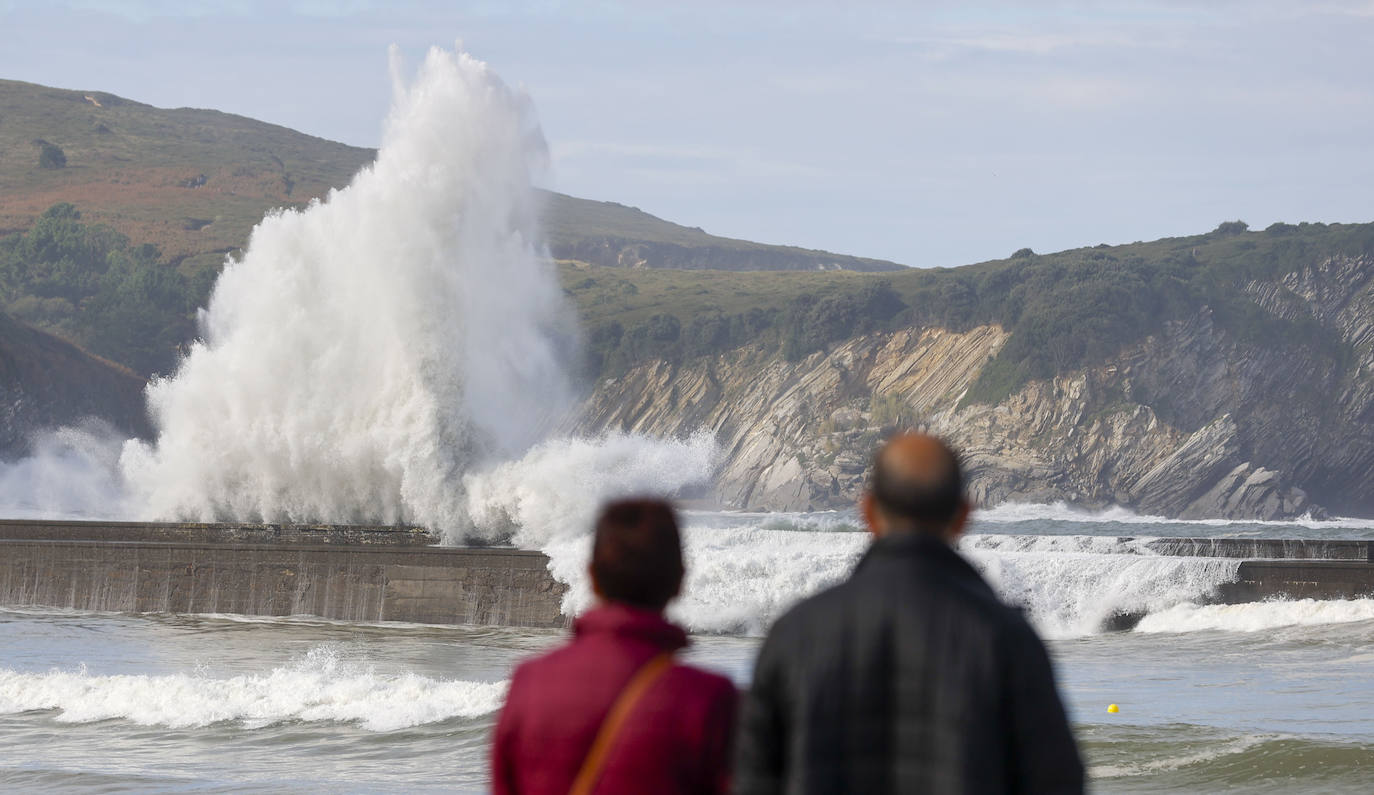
[3,76,1372,413]
[0,78,901,275]
[546,193,902,271]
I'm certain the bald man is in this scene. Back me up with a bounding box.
[734,434,1084,794]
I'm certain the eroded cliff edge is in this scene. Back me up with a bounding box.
[576,254,1374,521]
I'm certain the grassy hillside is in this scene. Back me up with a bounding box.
[0,79,899,274]
[547,194,902,271]
[0,80,366,278]
[4,77,1372,409]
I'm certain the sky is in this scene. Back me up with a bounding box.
[2,0,1372,268]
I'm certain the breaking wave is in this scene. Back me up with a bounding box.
[1135,598,1374,634]
[0,646,505,732]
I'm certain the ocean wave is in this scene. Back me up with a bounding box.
[1134,598,1374,634]
[1089,733,1271,779]
[1089,731,1374,788]
[0,646,506,731]
[974,501,1374,531]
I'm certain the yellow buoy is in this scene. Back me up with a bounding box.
[1107,704,1119,714]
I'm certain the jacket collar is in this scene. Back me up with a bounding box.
[853,532,989,588]
[573,602,690,652]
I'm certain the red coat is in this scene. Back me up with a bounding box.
[492,603,738,795]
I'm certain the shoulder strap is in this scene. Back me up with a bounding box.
[569,652,675,795]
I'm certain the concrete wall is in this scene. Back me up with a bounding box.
[1144,536,1373,561]
[0,519,439,546]
[1217,560,1374,603]
[0,533,567,628]
[1139,537,1374,602]
[4,522,1372,628]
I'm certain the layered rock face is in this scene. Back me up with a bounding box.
[576,254,1374,520]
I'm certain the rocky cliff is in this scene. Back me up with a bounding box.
[576,254,1374,520]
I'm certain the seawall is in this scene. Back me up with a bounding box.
[2,522,1372,627]
[0,520,567,628]
[1138,536,1374,602]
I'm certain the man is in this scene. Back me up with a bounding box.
[735,434,1084,794]
[493,498,738,795]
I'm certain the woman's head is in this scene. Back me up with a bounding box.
[589,498,685,611]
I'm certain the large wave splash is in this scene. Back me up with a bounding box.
[119,46,582,536]
[0,45,715,540]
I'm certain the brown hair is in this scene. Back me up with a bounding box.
[590,498,685,611]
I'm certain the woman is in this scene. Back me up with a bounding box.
[492,499,737,795]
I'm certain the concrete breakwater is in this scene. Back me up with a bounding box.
[0,520,566,628]
[1137,536,1374,603]
[1,522,1373,628]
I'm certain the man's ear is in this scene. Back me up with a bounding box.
[861,492,883,538]
[945,500,972,543]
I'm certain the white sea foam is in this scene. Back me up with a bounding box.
[464,432,717,549]
[1089,734,1272,779]
[119,46,574,536]
[0,422,130,520]
[964,538,1241,639]
[539,518,1250,638]
[0,646,505,731]
[544,524,869,635]
[976,500,1374,531]
[1135,598,1374,634]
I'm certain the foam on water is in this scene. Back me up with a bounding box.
[976,500,1374,532]
[0,646,505,731]
[543,524,869,635]
[537,515,1260,638]
[1135,598,1374,634]
[960,534,1243,638]
[464,432,717,549]
[1089,734,1272,779]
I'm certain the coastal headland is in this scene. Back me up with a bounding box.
[1,520,1369,629]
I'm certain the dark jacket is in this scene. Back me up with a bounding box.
[492,603,739,795]
[734,533,1084,795]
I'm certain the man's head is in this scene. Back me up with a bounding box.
[589,498,685,612]
[862,433,970,543]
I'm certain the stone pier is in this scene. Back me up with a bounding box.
[0,520,567,627]
[2,522,1372,627]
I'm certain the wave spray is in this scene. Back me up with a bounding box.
[116,46,713,541]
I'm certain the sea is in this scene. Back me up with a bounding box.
[3,505,1373,793]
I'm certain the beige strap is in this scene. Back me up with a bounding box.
[569,652,674,795]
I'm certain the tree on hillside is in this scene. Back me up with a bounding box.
[35,140,67,169]
[0,203,210,375]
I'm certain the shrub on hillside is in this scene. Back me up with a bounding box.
[0,202,211,375]
[36,141,67,169]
